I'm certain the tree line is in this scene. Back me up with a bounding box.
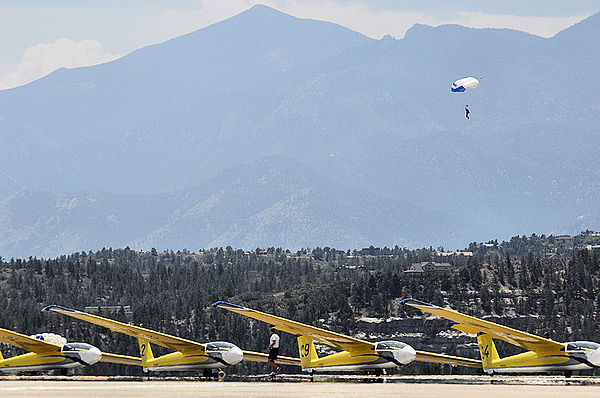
[0,242,599,375]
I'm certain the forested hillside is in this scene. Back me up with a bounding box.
[1,239,599,375]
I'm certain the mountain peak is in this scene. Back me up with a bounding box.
[403,22,470,41]
[229,3,298,23]
[246,4,285,14]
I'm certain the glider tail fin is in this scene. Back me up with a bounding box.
[137,338,154,365]
[297,335,318,369]
[477,333,500,372]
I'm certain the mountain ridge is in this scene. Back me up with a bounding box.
[0,157,462,258]
[0,6,598,258]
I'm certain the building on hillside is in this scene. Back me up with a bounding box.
[586,245,600,255]
[438,251,473,257]
[555,235,574,244]
[404,261,452,277]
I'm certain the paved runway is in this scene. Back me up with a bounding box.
[0,381,599,398]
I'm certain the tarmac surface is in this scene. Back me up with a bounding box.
[0,379,599,398]
[1,374,600,397]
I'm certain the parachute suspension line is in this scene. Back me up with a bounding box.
[451,77,479,119]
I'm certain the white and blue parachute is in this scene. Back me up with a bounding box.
[451,77,479,92]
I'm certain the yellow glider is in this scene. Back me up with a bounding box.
[402,298,600,375]
[0,327,138,372]
[43,305,299,374]
[212,301,481,373]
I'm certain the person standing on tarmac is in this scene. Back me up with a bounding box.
[268,327,281,376]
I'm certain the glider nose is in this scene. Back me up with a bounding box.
[82,346,102,366]
[589,348,600,367]
[225,345,243,366]
[399,345,417,365]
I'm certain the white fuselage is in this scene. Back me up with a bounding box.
[485,363,592,374]
[0,344,102,373]
[486,342,600,374]
[143,344,243,372]
[303,344,417,373]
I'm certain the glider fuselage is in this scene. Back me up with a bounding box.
[300,347,415,372]
[482,341,600,374]
[0,343,101,372]
[139,343,243,372]
[297,335,416,373]
[43,305,248,373]
[402,299,600,376]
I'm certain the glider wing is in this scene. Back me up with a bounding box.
[402,299,565,352]
[415,350,481,368]
[0,328,62,354]
[43,305,205,353]
[212,301,375,352]
[242,350,301,366]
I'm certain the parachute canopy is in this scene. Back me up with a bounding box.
[31,333,67,346]
[451,77,479,92]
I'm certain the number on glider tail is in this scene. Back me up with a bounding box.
[140,344,146,356]
[300,343,310,358]
[482,345,489,359]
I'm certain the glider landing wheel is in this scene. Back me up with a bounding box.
[203,369,218,379]
[565,370,573,378]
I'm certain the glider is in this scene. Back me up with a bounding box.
[43,305,299,375]
[402,299,600,376]
[0,327,138,373]
[212,301,481,373]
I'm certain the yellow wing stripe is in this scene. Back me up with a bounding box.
[402,299,565,353]
[415,350,481,368]
[43,305,205,353]
[242,350,301,366]
[100,352,142,366]
[0,328,62,354]
[212,301,375,352]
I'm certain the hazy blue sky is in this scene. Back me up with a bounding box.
[1,1,598,89]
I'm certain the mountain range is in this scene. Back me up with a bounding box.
[0,5,599,258]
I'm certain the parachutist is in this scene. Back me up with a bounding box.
[451,77,477,119]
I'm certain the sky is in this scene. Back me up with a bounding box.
[0,0,598,90]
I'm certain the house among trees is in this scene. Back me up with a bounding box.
[438,251,473,257]
[403,261,452,277]
[555,235,574,244]
[256,248,270,256]
[586,245,600,255]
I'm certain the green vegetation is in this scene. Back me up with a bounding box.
[0,233,599,375]
[466,230,600,257]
